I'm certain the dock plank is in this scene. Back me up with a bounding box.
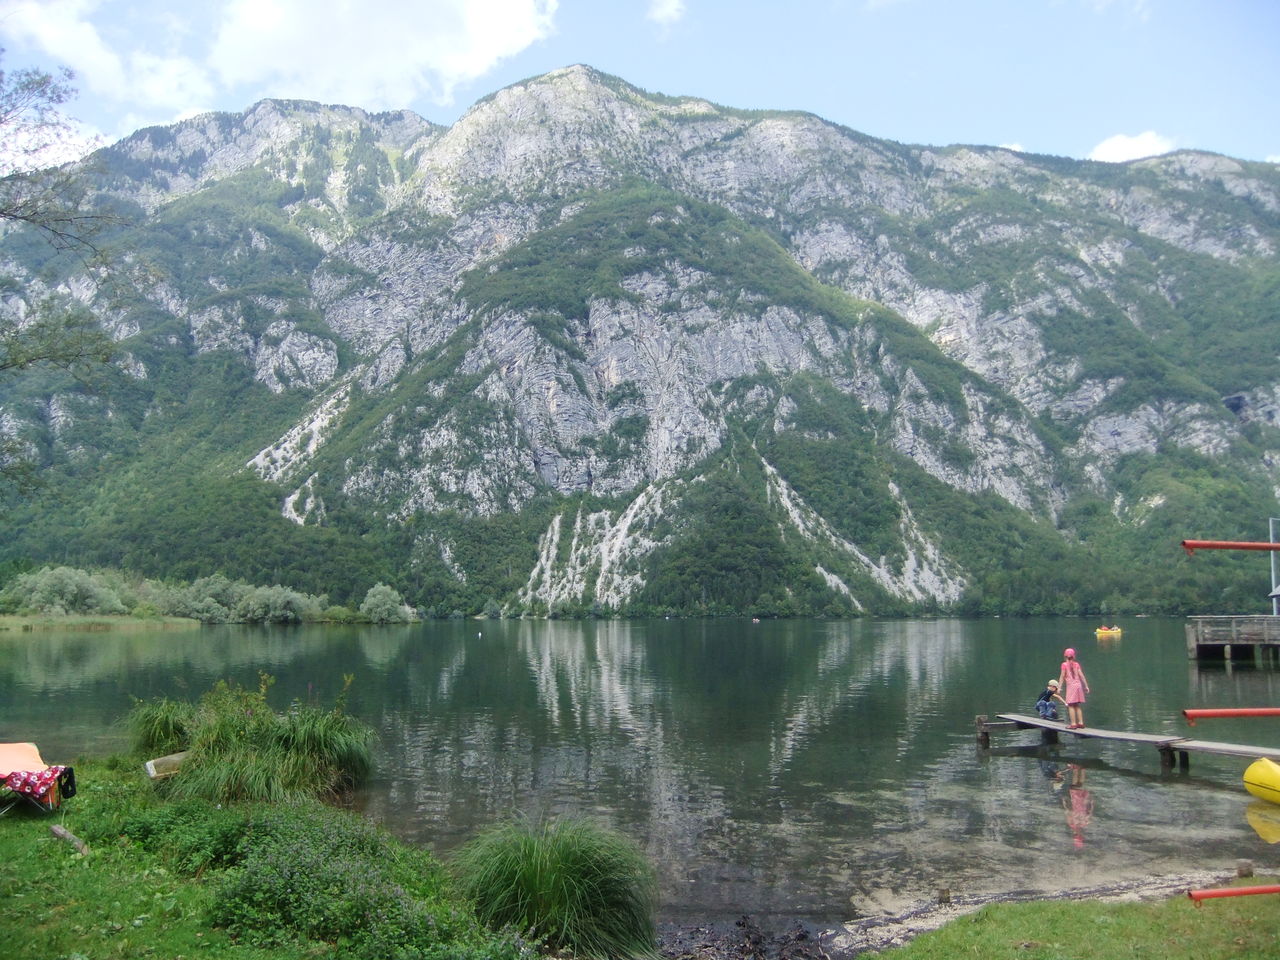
[993,713,1280,763]
[1177,740,1280,761]
[996,713,1184,745]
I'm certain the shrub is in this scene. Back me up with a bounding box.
[321,603,357,622]
[155,574,251,621]
[452,817,658,960]
[130,600,161,619]
[119,797,250,875]
[187,596,232,622]
[360,582,411,623]
[0,565,127,614]
[234,584,323,623]
[210,803,532,959]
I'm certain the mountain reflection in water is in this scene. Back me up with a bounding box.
[2,617,1274,924]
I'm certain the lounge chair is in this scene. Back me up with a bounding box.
[0,742,76,815]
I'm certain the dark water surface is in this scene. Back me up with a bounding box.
[4,616,1278,924]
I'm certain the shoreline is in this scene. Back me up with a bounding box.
[656,869,1237,958]
[0,614,200,632]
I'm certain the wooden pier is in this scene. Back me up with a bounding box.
[976,712,1280,772]
[1185,616,1280,661]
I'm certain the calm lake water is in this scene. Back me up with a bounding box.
[3,616,1279,925]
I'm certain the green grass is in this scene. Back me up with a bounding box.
[0,759,326,959]
[127,696,197,756]
[885,888,1280,959]
[128,675,375,804]
[452,817,658,959]
[1,758,531,960]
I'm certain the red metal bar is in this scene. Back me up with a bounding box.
[1182,539,1280,555]
[1188,884,1280,904]
[1183,708,1280,726]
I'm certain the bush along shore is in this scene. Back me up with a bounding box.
[0,565,418,624]
[4,679,1279,959]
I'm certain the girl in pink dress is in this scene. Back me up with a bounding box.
[1058,647,1090,729]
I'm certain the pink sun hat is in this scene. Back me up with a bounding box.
[1064,648,1076,658]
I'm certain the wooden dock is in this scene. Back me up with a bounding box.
[976,713,1280,772]
[1185,616,1280,661]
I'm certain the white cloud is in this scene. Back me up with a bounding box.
[126,51,216,113]
[999,142,1025,153]
[646,0,686,27]
[0,0,214,118]
[0,0,558,133]
[207,0,559,109]
[1267,155,1280,165]
[1088,130,1176,163]
[1,0,130,98]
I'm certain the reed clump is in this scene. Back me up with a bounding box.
[127,673,374,804]
[452,816,658,960]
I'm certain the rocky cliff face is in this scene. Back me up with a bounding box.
[2,65,1277,614]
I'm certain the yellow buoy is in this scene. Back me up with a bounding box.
[1243,757,1280,806]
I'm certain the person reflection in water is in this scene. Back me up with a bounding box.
[1039,756,1064,790]
[1062,763,1093,848]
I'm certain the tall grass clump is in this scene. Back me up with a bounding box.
[127,674,374,804]
[127,696,198,756]
[452,817,658,960]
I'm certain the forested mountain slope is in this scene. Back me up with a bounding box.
[2,65,1277,616]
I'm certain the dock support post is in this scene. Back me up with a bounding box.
[1179,750,1189,772]
[976,715,990,748]
[1160,748,1174,772]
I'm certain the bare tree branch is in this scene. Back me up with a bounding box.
[0,52,123,498]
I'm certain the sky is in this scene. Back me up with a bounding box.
[0,0,1277,167]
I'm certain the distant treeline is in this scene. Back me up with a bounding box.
[0,566,415,624]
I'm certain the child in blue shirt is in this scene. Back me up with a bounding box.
[1036,679,1066,721]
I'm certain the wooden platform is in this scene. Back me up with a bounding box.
[1185,616,1280,661]
[977,713,1280,771]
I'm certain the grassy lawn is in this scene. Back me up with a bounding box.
[883,887,1280,960]
[0,760,326,959]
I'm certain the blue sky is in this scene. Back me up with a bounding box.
[1,0,1276,165]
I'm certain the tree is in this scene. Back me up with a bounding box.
[0,54,103,250]
[0,564,126,615]
[0,52,116,494]
[360,583,411,623]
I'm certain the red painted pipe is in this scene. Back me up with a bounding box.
[1188,884,1280,904]
[1183,708,1280,726]
[1181,539,1280,555]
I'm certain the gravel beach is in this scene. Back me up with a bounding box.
[657,870,1238,959]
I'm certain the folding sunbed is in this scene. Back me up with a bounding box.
[0,742,76,815]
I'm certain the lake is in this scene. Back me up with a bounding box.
[3,616,1278,925]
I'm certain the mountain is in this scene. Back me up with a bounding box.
[1,65,1277,617]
